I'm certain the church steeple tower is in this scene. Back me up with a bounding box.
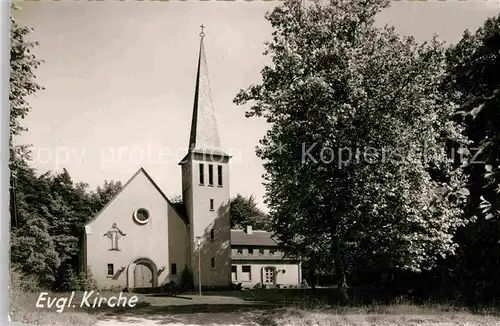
[180,26,231,289]
[187,25,227,157]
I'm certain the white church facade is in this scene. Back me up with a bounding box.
[81,29,302,291]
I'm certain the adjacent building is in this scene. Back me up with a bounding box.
[231,226,302,289]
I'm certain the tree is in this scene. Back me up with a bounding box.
[11,166,125,289]
[234,0,469,301]
[230,194,270,231]
[446,14,500,222]
[8,10,60,288]
[87,180,123,217]
[9,7,43,167]
[56,265,79,291]
[441,13,500,303]
[39,169,93,290]
[10,212,61,288]
[8,7,127,291]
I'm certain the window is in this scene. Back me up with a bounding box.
[237,248,243,255]
[210,229,214,240]
[242,265,251,281]
[107,263,114,276]
[208,164,214,186]
[217,165,223,186]
[171,263,177,275]
[248,248,254,255]
[231,265,237,281]
[133,208,150,225]
[259,248,265,255]
[210,199,214,211]
[199,163,204,184]
[211,257,215,269]
[269,248,275,255]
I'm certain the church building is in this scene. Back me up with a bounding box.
[81,28,302,291]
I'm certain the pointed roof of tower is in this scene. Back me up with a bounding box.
[186,25,228,158]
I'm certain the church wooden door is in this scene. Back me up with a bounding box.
[134,263,153,288]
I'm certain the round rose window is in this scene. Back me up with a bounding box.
[133,208,150,224]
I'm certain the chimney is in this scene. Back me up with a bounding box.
[246,225,253,235]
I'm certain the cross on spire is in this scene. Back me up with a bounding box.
[200,24,205,38]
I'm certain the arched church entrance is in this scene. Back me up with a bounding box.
[128,258,158,289]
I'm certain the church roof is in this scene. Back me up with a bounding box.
[186,29,229,158]
[230,229,279,247]
[85,167,189,227]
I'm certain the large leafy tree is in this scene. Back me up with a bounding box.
[8,11,124,288]
[447,14,500,221]
[8,8,60,287]
[10,166,61,287]
[11,165,123,289]
[9,8,43,167]
[230,194,270,231]
[442,14,500,303]
[235,0,468,300]
[87,180,123,216]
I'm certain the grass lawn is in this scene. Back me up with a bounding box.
[10,289,500,325]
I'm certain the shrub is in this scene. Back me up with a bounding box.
[77,267,98,291]
[180,265,193,291]
[10,266,39,323]
[9,266,39,293]
[57,265,80,291]
[99,285,124,292]
[159,280,182,295]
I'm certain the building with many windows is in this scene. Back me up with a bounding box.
[231,226,302,289]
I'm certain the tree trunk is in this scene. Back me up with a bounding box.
[332,236,349,304]
[311,270,317,293]
[335,262,349,304]
[335,258,348,304]
[309,257,317,293]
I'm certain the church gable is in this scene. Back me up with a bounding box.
[83,167,191,287]
[85,167,188,234]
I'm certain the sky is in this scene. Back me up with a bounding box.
[13,0,500,211]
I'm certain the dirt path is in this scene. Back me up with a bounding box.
[95,314,259,326]
[91,294,500,326]
[272,313,500,326]
[95,313,500,326]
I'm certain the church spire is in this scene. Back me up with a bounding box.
[187,25,226,156]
